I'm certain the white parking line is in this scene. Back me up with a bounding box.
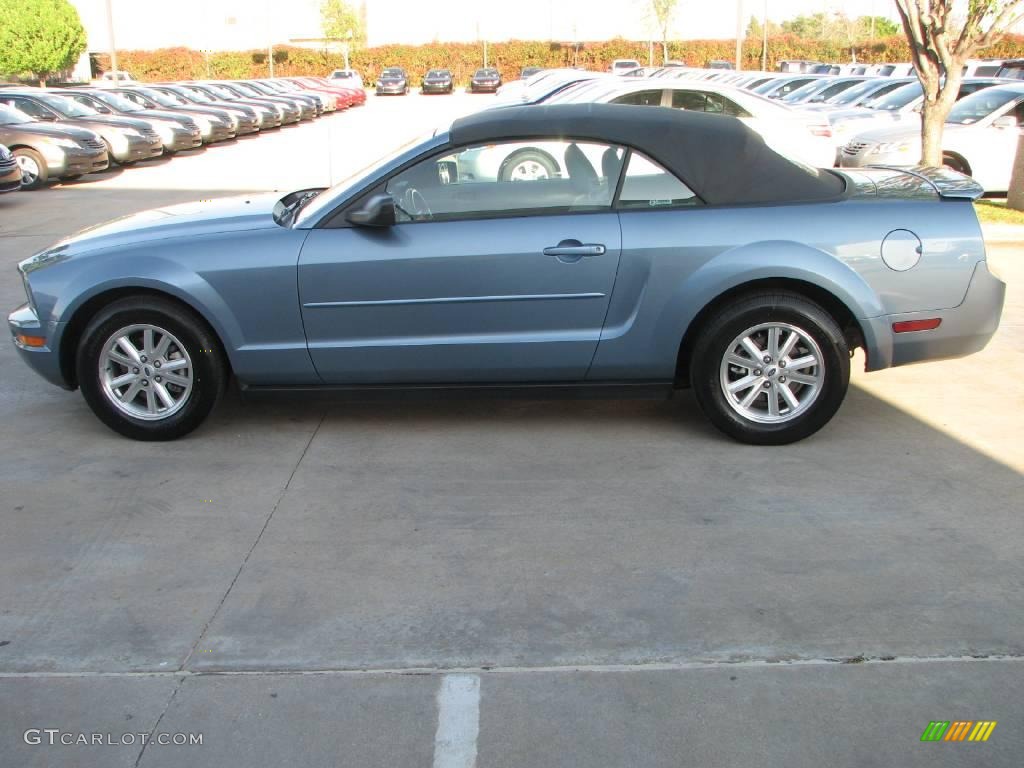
[433,674,481,768]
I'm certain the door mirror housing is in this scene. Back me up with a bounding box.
[346,193,396,227]
[993,115,1018,129]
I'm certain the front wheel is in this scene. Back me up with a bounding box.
[76,297,227,440]
[14,148,48,190]
[691,293,850,445]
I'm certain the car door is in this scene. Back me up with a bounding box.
[297,138,626,384]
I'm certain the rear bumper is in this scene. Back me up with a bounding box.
[863,260,1006,371]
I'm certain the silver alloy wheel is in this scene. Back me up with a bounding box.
[719,322,824,424]
[99,324,194,421]
[508,160,550,181]
[16,155,39,186]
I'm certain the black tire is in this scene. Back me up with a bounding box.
[498,149,559,182]
[942,154,970,175]
[13,148,48,190]
[59,174,83,182]
[76,296,228,441]
[690,292,850,445]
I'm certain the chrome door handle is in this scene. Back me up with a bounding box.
[543,242,606,257]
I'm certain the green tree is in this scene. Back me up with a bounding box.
[0,0,86,86]
[861,16,900,37]
[320,0,366,46]
[649,0,679,65]
[894,0,1024,166]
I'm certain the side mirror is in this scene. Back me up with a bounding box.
[437,160,457,185]
[346,193,396,227]
[993,115,1018,129]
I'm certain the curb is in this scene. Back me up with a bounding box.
[980,223,1024,244]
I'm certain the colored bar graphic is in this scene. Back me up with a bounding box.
[944,721,973,741]
[968,722,997,742]
[921,721,997,742]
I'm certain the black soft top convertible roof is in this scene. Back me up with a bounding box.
[449,103,845,205]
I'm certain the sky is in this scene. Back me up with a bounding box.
[71,0,902,52]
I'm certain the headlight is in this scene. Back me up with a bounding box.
[0,145,11,160]
[154,123,174,142]
[193,115,212,131]
[118,128,143,139]
[49,137,81,149]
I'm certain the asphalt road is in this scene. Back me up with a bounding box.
[0,91,1021,767]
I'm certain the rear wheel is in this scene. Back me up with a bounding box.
[942,154,970,175]
[499,150,558,182]
[76,297,227,440]
[13,148,47,190]
[691,292,850,445]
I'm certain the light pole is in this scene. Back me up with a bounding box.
[761,0,768,71]
[104,0,118,77]
[734,0,744,71]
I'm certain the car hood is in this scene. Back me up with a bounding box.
[0,121,101,142]
[68,115,155,132]
[43,193,281,255]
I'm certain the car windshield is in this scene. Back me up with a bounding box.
[780,80,828,102]
[36,93,98,117]
[148,88,188,105]
[0,104,33,124]
[94,91,145,112]
[826,79,889,105]
[232,83,261,97]
[383,69,403,76]
[946,87,1023,124]
[294,133,432,227]
[182,87,213,102]
[477,69,498,76]
[208,85,236,99]
[865,81,922,110]
[133,87,181,106]
[428,70,449,77]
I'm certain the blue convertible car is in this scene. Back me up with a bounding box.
[9,104,1005,443]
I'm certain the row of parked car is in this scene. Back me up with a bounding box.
[0,76,366,191]
[482,61,1024,193]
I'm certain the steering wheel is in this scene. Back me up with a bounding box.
[404,188,433,221]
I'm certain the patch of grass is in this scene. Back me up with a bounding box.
[975,199,1024,225]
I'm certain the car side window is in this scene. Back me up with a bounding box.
[612,90,663,107]
[1,97,52,119]
[671,90,750,117]
[616,151,700,209]
[384,140,624,223]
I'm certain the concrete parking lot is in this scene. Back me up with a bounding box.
[0,91,1022,767]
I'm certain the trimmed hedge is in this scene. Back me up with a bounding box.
[96,34,1024,85]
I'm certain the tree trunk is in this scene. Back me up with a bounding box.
[920,102,945,167]
[661,39,668,65]
[1007,132,1024,211]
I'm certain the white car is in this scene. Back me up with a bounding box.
[839,82,1024,192]
[488,69,605,108]
[828,77,1007,152]
[329,69,363,88]
[545,78,837,167]
[610,59,642,75]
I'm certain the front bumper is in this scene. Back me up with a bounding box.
[0,163,21,191]
[421,83,452,93]
[51,148,109,177]
[165,130,203,152]
[862,261,1006,371]
[376,83,407,94]
[8,304,70,389]
[470,82,500,92]
[112,136,163,163]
